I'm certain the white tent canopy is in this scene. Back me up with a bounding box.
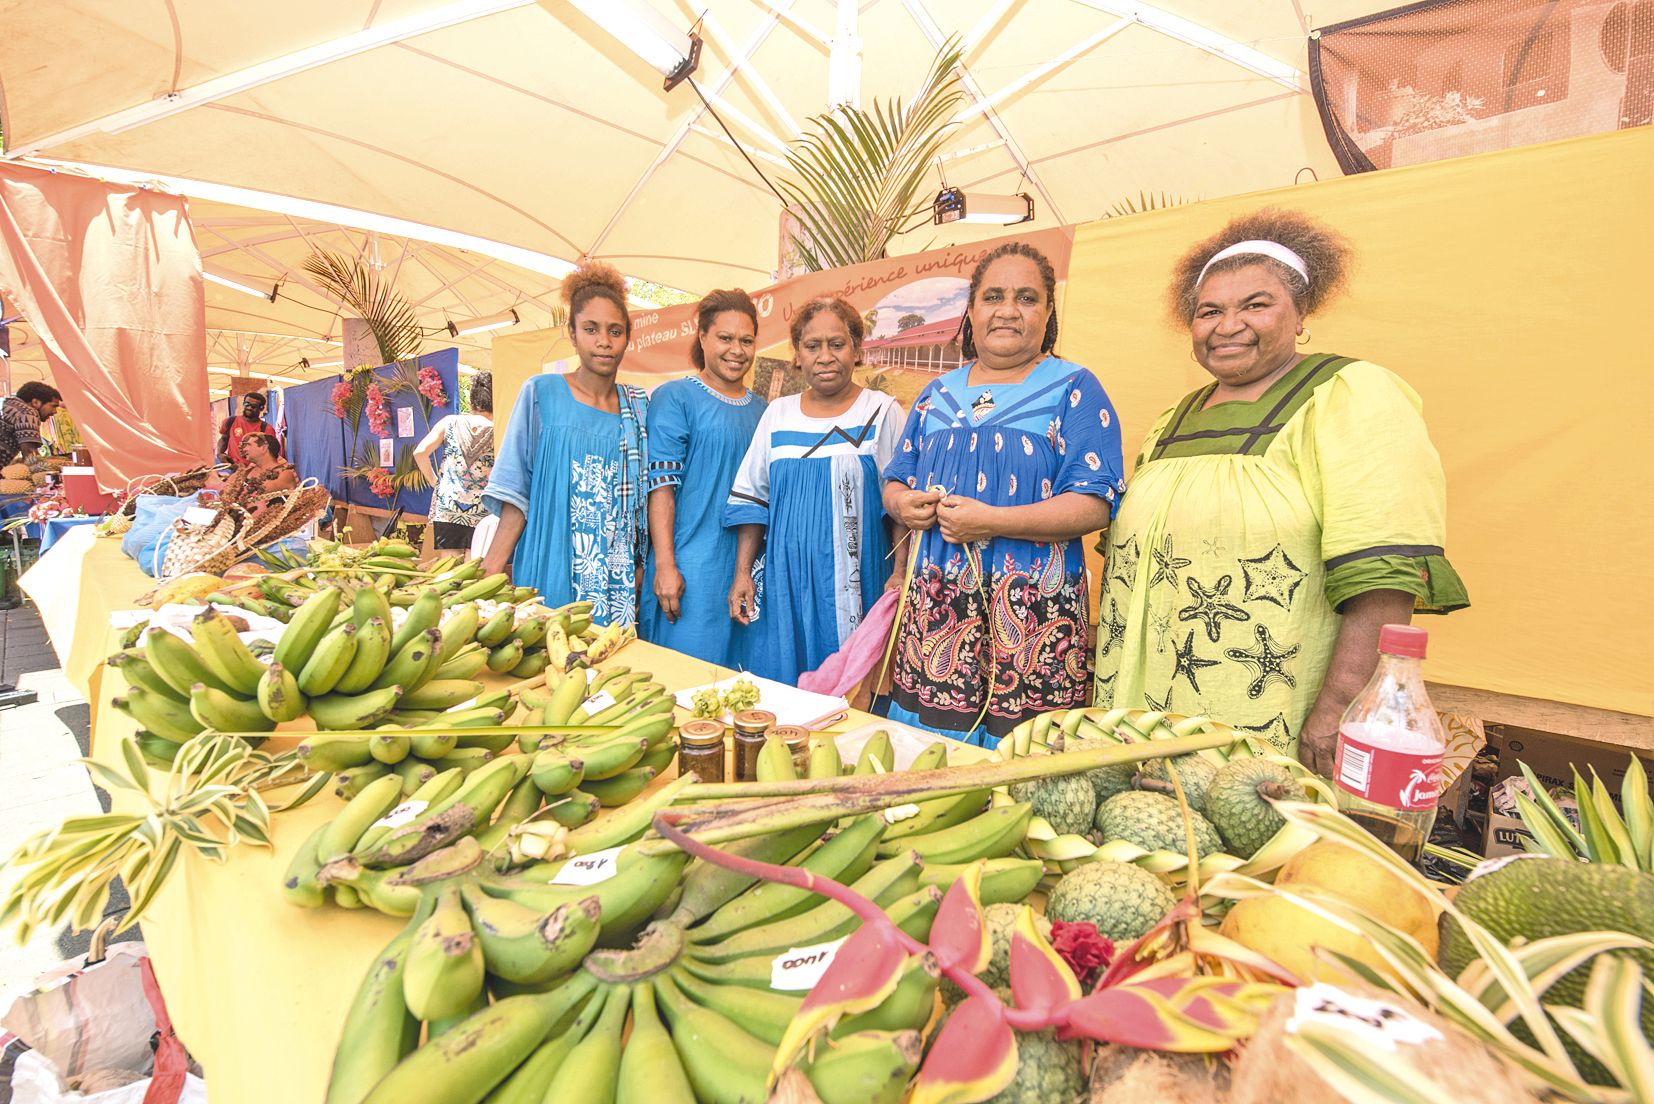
[0,1,1397,294]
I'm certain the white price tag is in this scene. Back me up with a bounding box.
[182,506,218,526]
[551,845,624,886]
[371,800,428,830]
[1286,984,1441,1052]
[581,690,617,717]
[769,937,849,991]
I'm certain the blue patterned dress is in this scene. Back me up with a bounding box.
[483,374,648,625]
[641,377,766,666]
[723,388,904,685]
[883,357,1125,745]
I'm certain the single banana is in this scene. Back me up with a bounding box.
[830,954,939,1036]
[372,627,443,694]
[877,802,1032,865]
[543,624,575,674]
[636,740,677,774]
[435,644,490,681]
[880,788,991,842]
[143,625,235,696]
[281,821,331,908]
[190,607,266,695]
[436,602,480,663]
[136,733,184,766]
[651,972,771,1104]
[471,776,544,854]
[370,731,412,764]
[359,972,599,1104]
[543,984,629,1104]
[916,857,1046,905]
[297,621,359,697]
[689,815,885,944]
[401,883,485,1022]
[398,678,484,711]
[256,661,307,723]
[799,1029,923,1104]
[317,773,407,862]
[530,746,585,796]
[807,737,843,779]
[575,736,649,782]
[113,686,205,743]
[391,588,443,654]
[188,681,276,733]
[353,581,393,632]
[486,638,526,674]
[755,734,797,782]
[475,605,516,648]
[885,885,945,941]
[541,791,601,828]
[296,731,375,772]
[438,746,496,773]
[449,572,510,605]
[665,820,828,929]
[335,761,394,799]
[577,766,656,807]
[541,668,590,725]
[854,730,895,774]
[508,614,549,649]
[410,729,459,760]
[106,650,188,703]
[617,981,695,1104]
[482,988,605,1104]
[672,966,803,1045]
[391,755,439,795]
[335,615,392,695]
[323,896,432,1104]
[308,684,404,731]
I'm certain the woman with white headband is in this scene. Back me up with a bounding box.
[1094,208,1468,776]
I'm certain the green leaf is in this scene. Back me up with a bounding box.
[1284,1023,1443,1104]
[1578,957,1654,1099]
[1516,761,1589,858]
[1622,757,1654,872]
[1588,768,1638,866]
[119,737,150,794]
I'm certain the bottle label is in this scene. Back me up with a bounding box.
[1334,727,1442,810]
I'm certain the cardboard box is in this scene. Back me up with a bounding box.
[1481,723,1652,857]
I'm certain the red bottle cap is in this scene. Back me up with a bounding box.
[1378,624,1428,659]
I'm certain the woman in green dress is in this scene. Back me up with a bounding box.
[1095,209,1468,776]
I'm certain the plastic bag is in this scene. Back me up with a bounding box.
[119,495,198,563]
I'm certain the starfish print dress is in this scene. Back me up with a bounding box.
[1093,354,1468,756]
[884,356,1125,746]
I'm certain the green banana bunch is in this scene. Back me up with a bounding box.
[324,893,434,1104]
[482,986,606,1104]
[402,883,485,1023]
[542,983,629,1104]
[460,886,602,985]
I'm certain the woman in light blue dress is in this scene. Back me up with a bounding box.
[724,297,905,686]
[482,264,649,625]
[641,289,767,666]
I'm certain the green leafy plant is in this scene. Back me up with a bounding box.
[302,249,424,366]
[1105,191,1190,219]
[1512,757,1654,870]
[778,41,966,272]
[0,733,326,942]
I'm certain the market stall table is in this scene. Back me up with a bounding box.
[31,515,102,552]
[59,538,927,1104]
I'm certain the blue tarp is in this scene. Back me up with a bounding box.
[284,349,460,518]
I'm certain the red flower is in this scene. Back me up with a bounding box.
[365,384,391,436]
[366,469,394,499]
[1049,921,1114,988]
[329,381,353,419]
[416,366,448,406]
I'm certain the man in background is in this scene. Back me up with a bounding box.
[0,381,63,469]
[216,392,280,465]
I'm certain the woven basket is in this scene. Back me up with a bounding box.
[158,505,246,580]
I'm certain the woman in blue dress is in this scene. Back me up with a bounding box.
[482,263,649,625]
[641,289,766,666]
[883,243,1126,745]
[724,297,905,686]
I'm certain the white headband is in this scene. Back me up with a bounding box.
[1196,240,1310,286]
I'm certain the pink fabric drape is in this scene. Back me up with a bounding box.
[0,162,211,488]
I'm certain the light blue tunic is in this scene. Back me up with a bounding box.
[722,388,904,686]
[483,374,648,626]
[640,377,766,666]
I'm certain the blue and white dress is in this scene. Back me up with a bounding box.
[883,357,1125,745]
[723,388,904,686]
[483,374,648,626]
[641,377,766,667]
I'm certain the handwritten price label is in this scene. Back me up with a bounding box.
[550,846,624,886]
[1286,984,1442,1052]
[371,800,428,830]
[770,937,850,991]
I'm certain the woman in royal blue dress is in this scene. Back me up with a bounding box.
[883,242,1126,745]
[724,297,905,686]
[482,263,649,625]
[641,289,767,666]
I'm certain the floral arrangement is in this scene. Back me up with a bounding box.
[339,439,430,504]
[417,365,448,407]
[365,469,395,500]
[364,383,391,437]
[26,493,76,524]
[328,380,354,419]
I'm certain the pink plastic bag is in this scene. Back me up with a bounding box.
[797,589,900,699]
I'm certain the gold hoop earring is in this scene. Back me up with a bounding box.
[1188,350,1200,363]
[1296,328,1312,346]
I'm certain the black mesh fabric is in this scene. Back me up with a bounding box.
[1310,0,1654,172]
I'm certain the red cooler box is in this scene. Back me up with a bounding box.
[62,466,118,513]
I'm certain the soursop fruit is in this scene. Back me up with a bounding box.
[932,988,1087,1104]
[941,903,1053,1004]
[1136,754,1218,811]
[1059,739,1137,803]
[1045,860,1176,942]
[1009,773,1096,836]
[1440,855,1654,1084]
[1203,758,1308,859]
[1095,790,1223,858]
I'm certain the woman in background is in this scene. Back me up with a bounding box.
[414,371,495,552]
[483,264,649,625]
[641,290,766,667]
[725,297,904,685]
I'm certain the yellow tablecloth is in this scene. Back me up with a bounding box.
[48,540,908,1104]
[17,525,131,708]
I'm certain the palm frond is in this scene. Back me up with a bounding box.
[301,249,424,366]
[778,40,966,271]
[1105,191,1191,219]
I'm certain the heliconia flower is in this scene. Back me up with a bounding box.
[1062,975,1284,1051]
[1049,920,1113,988]
[769,920,907,1084]
[908,994,1018,1104]
[926,861,990,978]
[1008,905,1081,1017]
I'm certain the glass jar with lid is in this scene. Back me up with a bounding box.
[677,720,728,783]
[732,710,777,782]
[771,725,812,776]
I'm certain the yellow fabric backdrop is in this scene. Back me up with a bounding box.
[1063,127,1652,717]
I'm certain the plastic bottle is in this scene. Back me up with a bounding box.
[1332,624,1445,863]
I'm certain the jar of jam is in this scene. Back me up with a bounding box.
[772,725,811,775]
[732,709,776,782]
[677,720,727,783]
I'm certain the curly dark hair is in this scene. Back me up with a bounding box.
[562,261,631,336]
[689,289,759,372]
[16,381,61,404]
[788,297,864,357]
[468,371,493,414]
[1168,207,1352,322]
[958,241,1059,359]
